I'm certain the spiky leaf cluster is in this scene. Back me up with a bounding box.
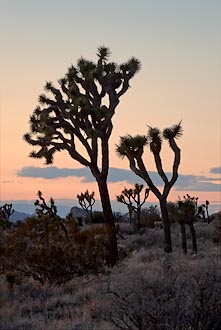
[116,135,147,158]
[96,45,111,61]
[163,121,183,140]
[147,126,162,153]
[179,194,198,218]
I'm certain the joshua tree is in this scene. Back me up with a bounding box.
[116,183,150,227]
[24,46,140,265]
[0,203,14,220]
[205,200,210,219]
[179,194,198,253]
[77,190,95,222]
[34,191,69,245]
[0,203,14,229]
[116,122,183,252]
[34,190,58,219]
[168,194,198,253]
[198,200,210,223]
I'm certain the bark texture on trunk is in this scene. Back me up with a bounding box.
[160,199,172,253]
[188,223,197,253]
[180,223,187,254]
[97,178,118,266]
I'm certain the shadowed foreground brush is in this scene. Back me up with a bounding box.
[0,217,110,285]
[0,218,220,330]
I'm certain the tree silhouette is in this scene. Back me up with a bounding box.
[116,122,183,252]
[0,203,14,229]
[168,194,198,253]
[34,191,69,247]
[179,194,198,253]
[24,46,141,265]
[0,203,14,220]
[77,190,95,223]
[116,183,150,227]
[34,190,58,219]
[198,200,210,223]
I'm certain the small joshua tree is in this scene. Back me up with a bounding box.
[0,203,14,229]
[168,194,198,253]
[24,46,141,265]
[198,200,210,223]
[116,183,150,227]
[34,190,58,219]
[180,194,198,253]
[0,203,14,220]
[34,191,68,245]
[77,190,95,223]
[116,122,183,253]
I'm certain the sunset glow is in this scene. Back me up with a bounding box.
[1,0,220,213]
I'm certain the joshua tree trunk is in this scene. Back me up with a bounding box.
[137,206,141,230]
[180,222,187,254]
[45,218,49,251]
[188,223,197,253]
[128,206,133,224]
[97,177,118,266]
[159,198,172,253]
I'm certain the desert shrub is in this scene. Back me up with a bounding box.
[140,205,162,228]
[0,217,110,285]
[117,222,136,236]
[90,211,105,224]
[84,211,105,225]
[0,218,13,229]
[124,229,165,253]
[213,213,221,244]
[113,212,125,222]
[5,272,18,289]
[91,253,221,330]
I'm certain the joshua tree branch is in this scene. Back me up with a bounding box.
[117,75,130,98]
[152,151,169,184]
[163,138,181,197]
[169,138,181,183]
[135,156,162,199]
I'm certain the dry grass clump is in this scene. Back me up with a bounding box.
[0,275,102,330]
[0,220,220,330]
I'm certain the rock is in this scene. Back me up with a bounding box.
[69,206,87,219]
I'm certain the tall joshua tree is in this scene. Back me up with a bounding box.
[116,122,183,252]
[24,46,141,265]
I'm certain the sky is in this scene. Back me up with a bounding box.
[0,0,220,214]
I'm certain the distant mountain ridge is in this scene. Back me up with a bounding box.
[10,210,32,222]
[7,206,88,222]
[0,201,103,218]
[1,200,220,222]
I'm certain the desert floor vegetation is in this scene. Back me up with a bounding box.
[0,219,220,330]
